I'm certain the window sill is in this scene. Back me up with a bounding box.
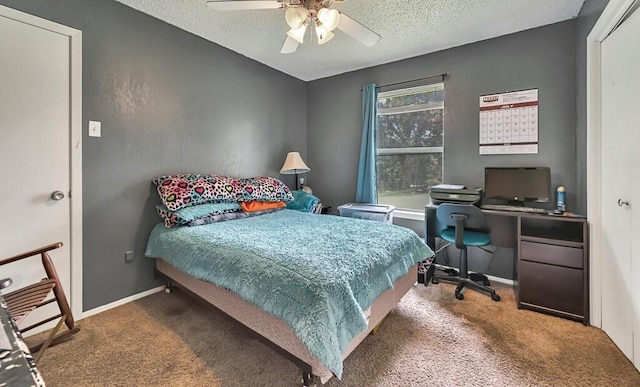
[393,209,425,221]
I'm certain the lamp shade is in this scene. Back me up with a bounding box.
[280,152,310,174]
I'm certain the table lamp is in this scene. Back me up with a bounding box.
[280,152,310,190]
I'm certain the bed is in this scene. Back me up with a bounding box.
[144,174,434,385]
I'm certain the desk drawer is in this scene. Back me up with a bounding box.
[520,241,583,269]
[519,260,584,317]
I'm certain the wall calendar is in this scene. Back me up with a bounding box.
[479,88,538,155]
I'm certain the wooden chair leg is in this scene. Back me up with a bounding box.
[28,326,81,355]
[33,313,67,364]
[41,251,75,331]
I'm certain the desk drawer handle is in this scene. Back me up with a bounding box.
[618,199,630,207]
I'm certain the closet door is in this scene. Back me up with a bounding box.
[601,7,640,367]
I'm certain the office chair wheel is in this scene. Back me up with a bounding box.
[455,291,464,300]
[431,277,440,285]
[491,293,501,302]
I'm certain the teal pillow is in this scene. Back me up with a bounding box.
[286,190,320,213]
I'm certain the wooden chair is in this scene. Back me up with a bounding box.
[0,242,80,363]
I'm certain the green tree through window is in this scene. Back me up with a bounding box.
[376,83,444,211]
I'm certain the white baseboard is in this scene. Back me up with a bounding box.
[485,274,514,286]
[432,264,515,286]
[81,285,166,319]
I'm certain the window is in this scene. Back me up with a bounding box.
[376,83,444,211]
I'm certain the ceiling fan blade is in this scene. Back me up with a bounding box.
[206,1,285,11]
[337,13,381,47]
[280,36,299,54]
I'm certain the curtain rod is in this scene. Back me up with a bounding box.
[361,73,448,91]
[377,73,448,89]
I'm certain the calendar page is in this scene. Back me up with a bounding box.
[479,89,538,155]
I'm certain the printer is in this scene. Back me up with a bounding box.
[429,184,482,205]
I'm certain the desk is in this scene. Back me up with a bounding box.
[425,204,589,325]
[0,295,45,386]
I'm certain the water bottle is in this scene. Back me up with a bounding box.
[556,186,566,213]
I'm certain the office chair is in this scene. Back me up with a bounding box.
[432,203,500,301]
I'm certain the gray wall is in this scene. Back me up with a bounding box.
[1,0,608,308]
[306,17,602,280]
[0,0,307,310]
[307,21,578,217]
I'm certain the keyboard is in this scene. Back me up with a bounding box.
[481,204,547,214]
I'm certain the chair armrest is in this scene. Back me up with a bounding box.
[0,242,63,266]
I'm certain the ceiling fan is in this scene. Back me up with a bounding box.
[206,0,381,54]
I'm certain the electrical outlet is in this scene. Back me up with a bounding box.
[125,250,135,262]
[88,120,101,137]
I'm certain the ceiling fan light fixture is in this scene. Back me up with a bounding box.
[285,7,308,29]
[317,8,340,31]
[208,0,382,54]
[315,24,334,45]
[287,24,307,44]
[318,30,334,45]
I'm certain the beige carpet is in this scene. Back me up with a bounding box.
[28,282,640,386]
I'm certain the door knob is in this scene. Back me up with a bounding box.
[618,199,630,207]
[50,191,65,201]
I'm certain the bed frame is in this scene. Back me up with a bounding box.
[156,259,419,386]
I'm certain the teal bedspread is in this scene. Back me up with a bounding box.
[145,209,433,378]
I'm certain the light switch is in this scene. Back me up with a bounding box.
[88,121,101,137]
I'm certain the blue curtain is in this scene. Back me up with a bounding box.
[355,83,378,203]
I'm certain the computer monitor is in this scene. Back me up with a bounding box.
[484,167,551,205]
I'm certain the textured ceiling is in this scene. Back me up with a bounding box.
[115,0,586,81]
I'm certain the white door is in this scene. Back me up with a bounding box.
[601,7,640,368]
[0,7,82,332]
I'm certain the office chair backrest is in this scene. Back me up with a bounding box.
[436,203,487,249]
[436,203,485,229]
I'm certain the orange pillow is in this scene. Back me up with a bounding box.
[240,201,286,212]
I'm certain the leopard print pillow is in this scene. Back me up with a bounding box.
[153,174,293,211]
[156,202,242,228]
[153,174,243,211]
[239,176,294,202]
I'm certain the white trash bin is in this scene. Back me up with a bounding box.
[337,203,395,224]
